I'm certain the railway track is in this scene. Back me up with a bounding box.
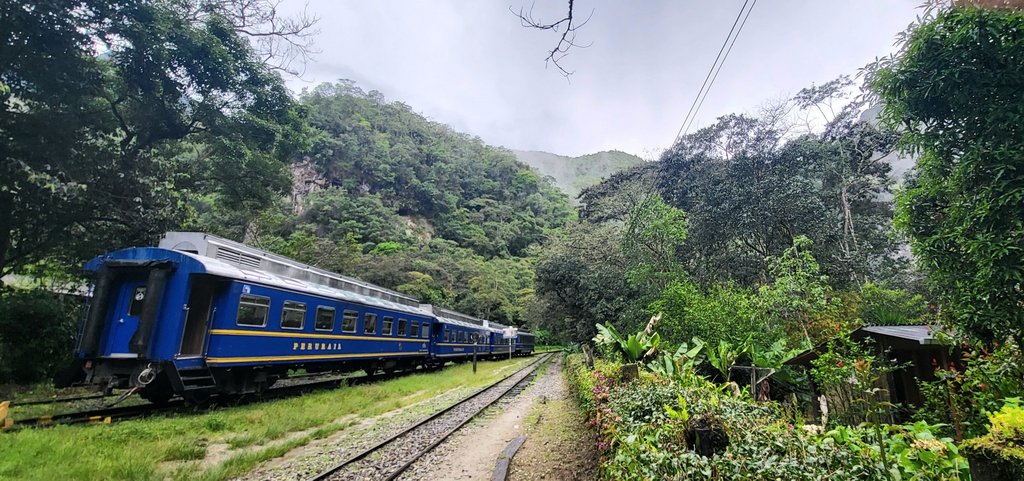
[6,370,341,409]
[308,353,553,481]
[5,357,536,430]
[6,372,359,429]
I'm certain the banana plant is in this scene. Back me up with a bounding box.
[594,322,661,363]
[648,338,706,379]
[706,338,750,382]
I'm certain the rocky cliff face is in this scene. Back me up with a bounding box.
[288,159,329,214]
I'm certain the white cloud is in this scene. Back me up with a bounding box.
[281,0,919,157]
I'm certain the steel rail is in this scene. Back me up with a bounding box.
[308,353,552,481]
[5,356,536,430]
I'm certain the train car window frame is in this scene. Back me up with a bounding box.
[314,306,335,331]
[341,310,359,333]
[236,294,270,327]
[397,318,407,336]
[280,301,306,330]
[128,286,147,316]
[382,316,394,335]
[421,323,430,338]
[363,313,378,334]
[411,321,421,338]
[444,330,450,342]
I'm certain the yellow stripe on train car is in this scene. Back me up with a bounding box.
[206,351,423,364]
[210,329,428,343]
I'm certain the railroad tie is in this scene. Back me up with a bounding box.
[491,436,527,481]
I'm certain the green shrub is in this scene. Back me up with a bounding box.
[962,405,1024,481]
[0,288,80,384]
[566,351,969,481]
[916,341,1024,440]
[858,283,930,326]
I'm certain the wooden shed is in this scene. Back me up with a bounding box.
[784,325,955,415]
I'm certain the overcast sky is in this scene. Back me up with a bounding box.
[282,1,920,158]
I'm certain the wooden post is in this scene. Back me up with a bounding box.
[582,344,595,368]
[0,400,9,430]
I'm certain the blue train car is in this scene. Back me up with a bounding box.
[67,232,536,403]
[72,232,437,402]
[515,331,536,356]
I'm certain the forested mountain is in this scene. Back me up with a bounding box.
[532,84,918,345]
[192,80,574,326]
[513,149,644,200]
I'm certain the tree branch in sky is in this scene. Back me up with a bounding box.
[511,0,594,77]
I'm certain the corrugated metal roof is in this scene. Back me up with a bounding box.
[784,325,946,366]
[861,325,941,345]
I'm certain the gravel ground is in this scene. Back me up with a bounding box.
[397,356,566,481]
[231,357,546,481]
[230,386,478,481]
[325,357,548,481]
[509,357,598,481]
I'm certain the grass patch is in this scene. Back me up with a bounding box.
[0,357,535,481]
[162,439,208,461]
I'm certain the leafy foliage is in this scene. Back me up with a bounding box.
[757,236,840,345]
[962,403,1024,479]
[533,222,643,342]
[565,353,968,481]
[0,0,310,279]
[652,280,760,349]
[295,81,573,259]
[858,282,931,326]
[0,289,80,383]
[594,322,661,364]
[871,7,1024,345]
[579,105,899,288]
[916,341,1024,440]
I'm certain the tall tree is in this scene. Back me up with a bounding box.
[871,7,1024,344]
[0,0,313,278]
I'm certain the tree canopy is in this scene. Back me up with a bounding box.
[872,7,1024,344]
[1,0,311,279]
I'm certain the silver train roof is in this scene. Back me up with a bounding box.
[159,232,431,316]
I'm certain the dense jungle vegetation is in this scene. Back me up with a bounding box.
[555,5,1024,480]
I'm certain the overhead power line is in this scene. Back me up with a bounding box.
[672,0,758,145]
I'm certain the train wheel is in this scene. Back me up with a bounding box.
[139,375,174,404]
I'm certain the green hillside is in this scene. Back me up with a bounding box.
[191,80,574,325]
[513,149,645,200]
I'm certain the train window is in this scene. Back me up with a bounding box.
[421,323,430,338]
[461,331,468,343]
[363,313,378,334]
[382,316,394,335]
[128,286,147,316]
[397,319,407,336]
[281,301,306,330]
[342,310,358,333]
[471,332,479,343]
[237,294,270,327]
[411,321,420,337]
[444,330,450,342]
[315,307,335,331]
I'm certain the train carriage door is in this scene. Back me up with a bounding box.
[102,278,148,357]
[179,276,222,357]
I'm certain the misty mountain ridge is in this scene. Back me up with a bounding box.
[512,149,646,200]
